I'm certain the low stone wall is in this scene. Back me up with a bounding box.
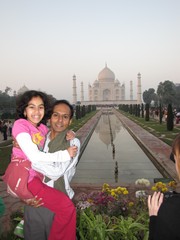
[75,110,102,159]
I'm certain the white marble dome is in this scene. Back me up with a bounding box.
[17,85,29,95]
[98,65,115,82]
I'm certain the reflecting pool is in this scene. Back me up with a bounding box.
[72,111,163,184]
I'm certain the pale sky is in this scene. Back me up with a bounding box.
[0,0,179,102]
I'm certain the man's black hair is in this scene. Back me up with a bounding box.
[50,100,74,119]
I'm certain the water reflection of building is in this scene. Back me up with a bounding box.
[95,113,121,147]
[72,64,142,105]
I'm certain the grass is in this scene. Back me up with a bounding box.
[0,140,12,175]
[70,111,98,132]
[0,210,24,240]
[119,110,180,146]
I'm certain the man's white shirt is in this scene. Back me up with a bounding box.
[32,132,80,199]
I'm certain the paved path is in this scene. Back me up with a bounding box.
[0,111,177,235]
[0,133,12,143]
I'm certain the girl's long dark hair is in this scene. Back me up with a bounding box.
[16,90,51,125]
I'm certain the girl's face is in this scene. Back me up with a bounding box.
[24,96,45,126]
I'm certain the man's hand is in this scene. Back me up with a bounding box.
[66,130,75,141]
[13,138,20,148]
[148,191,164,216]
[23,196,44,208]
[67,146,78,158]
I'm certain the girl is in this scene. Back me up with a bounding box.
[3,90,77,240]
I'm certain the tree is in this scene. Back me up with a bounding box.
[174,85,180,109]
[141,103,144,118]
[0,89,16,117]
[4,87,12,95]
[145,103,150,121]
[81,105,86,117]
[143,88,156,104]
[129,104,133,114]
[159,103,163,124]
[76,105,80,120]
[157,81,176,105]
[137,104,140,117]
[167,104,174,131]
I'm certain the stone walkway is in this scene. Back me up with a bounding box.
[0,110,178,235]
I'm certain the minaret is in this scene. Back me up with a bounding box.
[88,83,92,101]
[137,73,142,104]
[130,81,133,100]
[121,83,125,100]
[72,74,77,104]
[80,81,84,102]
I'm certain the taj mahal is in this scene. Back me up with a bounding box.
[72,64,142,105]
[16,64,142,106]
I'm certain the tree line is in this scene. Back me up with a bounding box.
[143,80,180,109]
[0,88,96,120]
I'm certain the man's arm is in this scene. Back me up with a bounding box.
[32,138,80,180]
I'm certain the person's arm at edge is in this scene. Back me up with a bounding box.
[148,192,164,240]
[149,216,157,240]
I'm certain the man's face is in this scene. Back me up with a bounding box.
[50,103,72,134]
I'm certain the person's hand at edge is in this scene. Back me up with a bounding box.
[148,191,164,216]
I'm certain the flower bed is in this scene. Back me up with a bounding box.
[1,179,177,240]
[75,180,176,240]
[75,183,149,240]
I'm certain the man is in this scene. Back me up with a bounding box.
[22,100,80,240]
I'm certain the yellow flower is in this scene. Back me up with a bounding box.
[117,189,122,194]
[151,186,157,191]
[102,183,110,193]
[114,188,119,193]
[103,183,109,189]
[111,192,116,197]
[161,187,168,192]
[128,202,134,207]
[123,190,129,195]
[117,187,122,191]
[168,181,176,188]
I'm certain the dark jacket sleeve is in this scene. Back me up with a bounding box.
[149,216,157,240]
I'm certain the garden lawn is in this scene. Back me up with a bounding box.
[120,111,180,146]
[0,140,12,175]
